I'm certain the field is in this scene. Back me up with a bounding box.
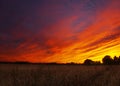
[0,64,120,86]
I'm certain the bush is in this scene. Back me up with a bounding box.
[83,59,94,65]
[102,55,114,65]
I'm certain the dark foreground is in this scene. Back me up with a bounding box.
[0,64,120,86]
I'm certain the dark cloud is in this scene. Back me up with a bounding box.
[83,29,120,49]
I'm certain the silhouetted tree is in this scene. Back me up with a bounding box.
[83,59,94,65]
[113,56,119,64]
[94,61,101,65]
[83,55,120,65]
[102,55,114,65]
[118,56,120,64]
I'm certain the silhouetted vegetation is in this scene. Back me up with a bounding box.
[83,55,120,65]
[113,56,120,64]
[83,59,94,65]
[1,55,120,65]
[83,59,101,65]
[102,55,114,65]
[102,55,120,65]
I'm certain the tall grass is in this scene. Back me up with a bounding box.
[0,64,120,86]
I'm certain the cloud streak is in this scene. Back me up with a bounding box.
[0,0,120,63]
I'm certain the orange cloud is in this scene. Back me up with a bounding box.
[0,0,120,63]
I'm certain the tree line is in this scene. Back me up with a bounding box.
[83,55,120,65]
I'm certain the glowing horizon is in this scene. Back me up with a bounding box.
[0,0,120,63]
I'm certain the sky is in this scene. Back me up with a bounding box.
[0,0,120,63]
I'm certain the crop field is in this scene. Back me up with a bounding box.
[0,64,120,86]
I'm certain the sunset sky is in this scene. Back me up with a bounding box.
[0,0,120,63]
